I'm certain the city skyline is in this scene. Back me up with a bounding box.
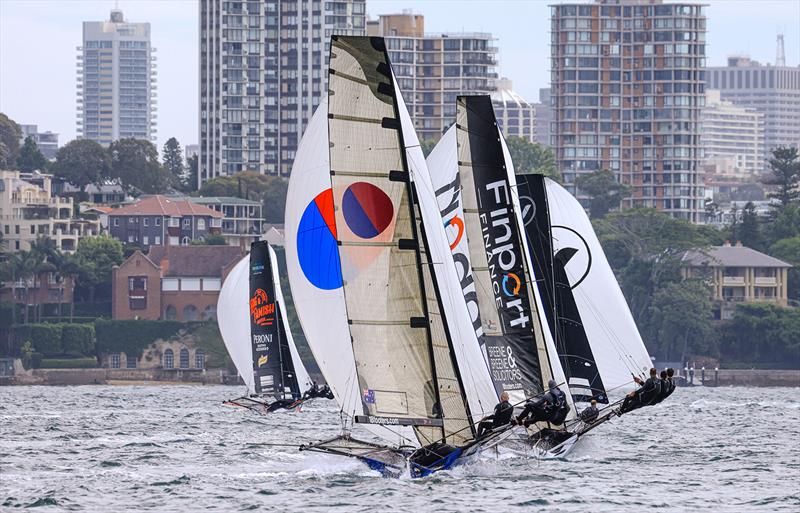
[1,0,798,153]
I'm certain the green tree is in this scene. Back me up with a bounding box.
[420,139,437,158]
[761,146,800,208]
[161,137,185,189]
[720,303,800,367]
[16,136,49,172]
[0,113,22,168]
[199,171,288,223]
[3,249,43,323]
[575,169,632,219]
[769,236,800,303]
[191,234,227,245]
[738,201,762,250]
[72,235,124,302]
[109,138,171,194]
[186,154,199,192]
[505,136,558,179]
[52,139,111,191]
[647,280,717,362]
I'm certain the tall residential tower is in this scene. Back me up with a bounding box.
[368,12,498,143]
[199,0,366,185]
[77,9,157,146]
[551,0,707,222]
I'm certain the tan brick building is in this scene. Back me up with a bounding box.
[112,245,244,321]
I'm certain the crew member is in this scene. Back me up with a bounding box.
[477,391,514,437]
[579,399,600,423]
[514,380,570,427]
[652,368,677,404]
[618,368,662,415]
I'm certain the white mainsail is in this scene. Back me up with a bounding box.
[544,178,652,397]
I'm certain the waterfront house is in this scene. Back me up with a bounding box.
[681,242,793,319]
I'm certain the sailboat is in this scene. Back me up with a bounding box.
[288,36,501,478]
[429,95,653,456]
[217,241,318,414]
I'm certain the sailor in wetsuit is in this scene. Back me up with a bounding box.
[579,399,600,423]
[651,368,676,405]
[514,380,570,427]
[477,391,514,437]
[618,368,662,415]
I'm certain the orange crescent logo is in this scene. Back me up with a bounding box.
[445,216,465,250]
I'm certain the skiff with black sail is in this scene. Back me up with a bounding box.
[290,36,501,478]
[218,241,319,414]
[428,95,579,457]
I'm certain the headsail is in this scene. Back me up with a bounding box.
[218,243,312,401]
[543,178,652,397]
[327,36,476,446]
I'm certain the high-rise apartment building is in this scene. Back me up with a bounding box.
[706,56,800,152]
[702,89,765,176]
[19,125,59,160]
[533,88,553,147]
[491,78,536,142]
[199,0,366,184]
[551,0,707,222]
[77,9,157,146]
[368,12,498,142]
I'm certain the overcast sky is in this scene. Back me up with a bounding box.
[1,0,798,154]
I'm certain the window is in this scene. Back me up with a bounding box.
[169,236,179,245]
[203,278,221,291]
[143,236,149,245]
[164,305,177,320]
[155,217,162,226]
[113,218,119,227]
[182,218,191,228]
[197,219,206,230]
[195,349,205,369]
[162,278,179,291]
[183,305,199,321]
[126,353,137,368]
[110,353,120,369]
[128,276,147,310]
[154,236,161,245]
[163,349,174,369]
[179,348,190,369]
[143,218,149,227]
[181,236,190,245]
[203,305,217,320]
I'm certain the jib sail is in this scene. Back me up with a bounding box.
[515,174,607,403]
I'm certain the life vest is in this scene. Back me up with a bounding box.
[549,388,570,425]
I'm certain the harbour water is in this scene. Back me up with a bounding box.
[1,385,798,512]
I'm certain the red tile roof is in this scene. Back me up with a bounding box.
[146,245,245,278]
[109,195,224,218]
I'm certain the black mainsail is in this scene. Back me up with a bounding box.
[515,174,607,403]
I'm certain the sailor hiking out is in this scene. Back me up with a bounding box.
[651,368,676,405]
[477,391,514,437]
[579,399,600,423]
[513,380,571,427]
[618,368,662,415]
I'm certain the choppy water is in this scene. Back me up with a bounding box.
[1,385,798,512]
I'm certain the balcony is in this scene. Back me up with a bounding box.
[722,276,745,286]
[754,277,777,286]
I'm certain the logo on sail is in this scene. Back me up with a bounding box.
[519,195,536,226]
[257,354,269,367]
[362,388,375,404]
[502,272,521,296]
[444,216,465,250]
[249,288,275,326]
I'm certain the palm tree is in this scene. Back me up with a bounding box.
[6,250,42,324]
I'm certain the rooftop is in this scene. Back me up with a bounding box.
[189,196,262,206]
[146,245,244,278]
[109,195,224,218]
[682,245,792,269]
